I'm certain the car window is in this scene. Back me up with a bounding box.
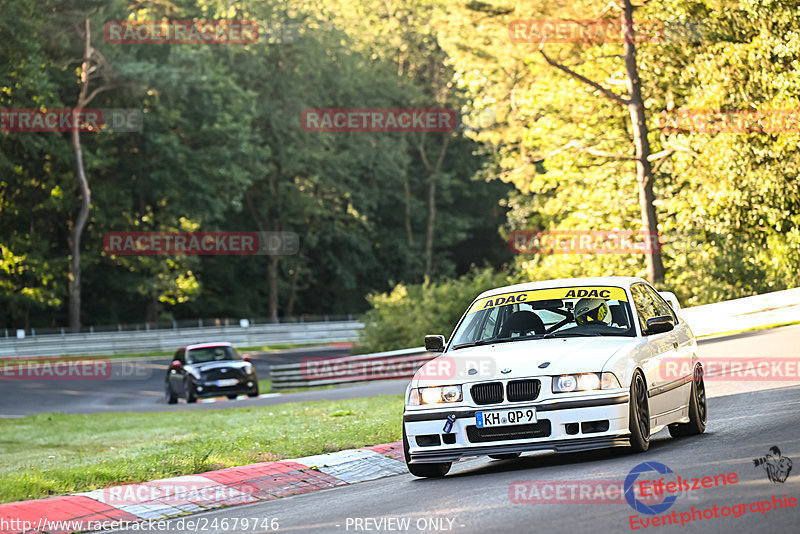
[186,346,238,364]
[450,286,636,348]
[644,285,678,322]
[631,283,674,333]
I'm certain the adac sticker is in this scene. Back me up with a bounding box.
[467,286,627,314]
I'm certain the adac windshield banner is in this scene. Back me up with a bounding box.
[467,286,628,315]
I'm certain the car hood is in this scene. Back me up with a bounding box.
[413,337,636,387]
[186,361,251,373]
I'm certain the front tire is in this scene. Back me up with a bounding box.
[628,371,650,452]
[669,364,707,438]
[165,383,177,405]
[185,380,198,404]
[403,426,451,478]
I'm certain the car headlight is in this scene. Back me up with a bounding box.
[407,385,463,406]
[552,372,620,393]
[245,364,255,374]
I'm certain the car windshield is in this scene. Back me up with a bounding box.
[450,286,636,349]
[186,346,239,364]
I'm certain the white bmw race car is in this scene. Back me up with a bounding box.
[402,276,707,478]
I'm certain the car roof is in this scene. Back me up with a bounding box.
[183,342,234,351]
[475,276,647,300]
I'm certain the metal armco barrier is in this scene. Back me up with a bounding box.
[269,347,432,390]
[0,321,363,357]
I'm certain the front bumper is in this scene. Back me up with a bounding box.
[404,393,630,464]
[195,377,257,398]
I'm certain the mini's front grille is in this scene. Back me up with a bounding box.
[506,379,540,402]
[466,420,552,442]
[471,382,504,405]
[204,368,240,381]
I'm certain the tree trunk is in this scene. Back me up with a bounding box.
[419,133,451,279]
[403,173,414,247]
[267,254,279,322]
[68,125,91,332]
[68,19,93,332]
[622,0,664,284]
[424,179,436,277]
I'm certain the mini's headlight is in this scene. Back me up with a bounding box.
[412,385,463,405]
[553,372,620,393]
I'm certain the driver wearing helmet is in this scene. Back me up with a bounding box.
[574,298,611,326]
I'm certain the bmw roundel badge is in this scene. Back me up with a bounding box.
[501,368,512,374]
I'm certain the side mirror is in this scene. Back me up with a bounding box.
[242,354,251,362]
[424,335,445,352]
[170,359,182,369]
[645,315,675,335]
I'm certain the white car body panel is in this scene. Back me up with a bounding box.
[403,276,702,464]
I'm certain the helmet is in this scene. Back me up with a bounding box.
[574,298,611,326]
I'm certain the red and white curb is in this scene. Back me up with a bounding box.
[0,442,405,534]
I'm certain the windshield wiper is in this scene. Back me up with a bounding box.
[452,334,543,350]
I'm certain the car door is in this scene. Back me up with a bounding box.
[630,283,678,422]
[643,284,694,420]
[169,349,186,395]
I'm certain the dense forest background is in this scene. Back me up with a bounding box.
[2,0,798,333]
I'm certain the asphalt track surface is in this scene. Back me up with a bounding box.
[1,326,797,417]
[91,325,800,534]
[0,345,374,417]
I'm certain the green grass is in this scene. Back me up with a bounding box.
[0,395,403,504]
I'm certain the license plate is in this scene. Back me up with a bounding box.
[216,378,238,387]
[476,408,536,428]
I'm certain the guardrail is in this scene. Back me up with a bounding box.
[680,287,800,337]
[0,320,363,357]
[269,347,431,390]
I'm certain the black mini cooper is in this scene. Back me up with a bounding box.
[165,342,259,403]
